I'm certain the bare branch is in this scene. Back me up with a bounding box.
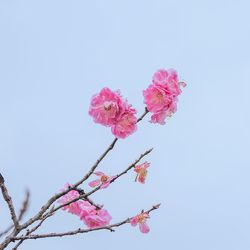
[0,109,151,250]
[0,174,19,230]
[137,108,149,123]
[50,148,153,214]
[18,190,30,221]
[18,109,149,231]
[0,190,30,238]
[14,204,160,241]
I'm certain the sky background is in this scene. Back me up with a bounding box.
[0,0,250,249]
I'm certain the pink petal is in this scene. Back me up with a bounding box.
[130,217,138,227]
[94,171,105,176]
[88,179,101,188]
[139,221,150,233]
[100,182,110,189]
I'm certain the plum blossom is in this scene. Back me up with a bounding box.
[80,207,112,229]
[88,171,115,189]
[89,88,124,127]
[57,184,82,216]
[130,212,150,233]
[59,184,113,229]
[89,87,137,138]
[143,69,186,124]
[111,104,137,139]
[134,162,150,184]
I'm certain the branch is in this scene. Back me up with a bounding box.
[50,148,153,214]
[14,204,160,241]
[0,174,19,230]
[0,190,30,238]
[19,108,149,231]
[18,190,30,221]
[137,107,149,123]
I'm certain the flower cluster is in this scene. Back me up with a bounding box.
[59,68,186,234]
[58,184,112,229]
[134,162,150,184]
[130,212,150,233]
[89,88,137,139]
[143,69,186,124]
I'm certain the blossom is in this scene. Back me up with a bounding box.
[88,171,115,189]
[89,87,137,138]
[143,69,186,125]
[57,184,82,216]
[58,184,113,229]
[80,207,112,229]
[111,104,137,139]
[134,162,150,184]
[89,88,124,126]
[143,83,175,113]
[130,212,150,233]
[152,68,181,96]
[78,200,96,217]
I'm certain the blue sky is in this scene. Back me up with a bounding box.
[0,0,250,249]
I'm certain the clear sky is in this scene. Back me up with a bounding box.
[0,0,250,249]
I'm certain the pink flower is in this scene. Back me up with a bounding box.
[57,184,82,216]
[78,201,96,217]
[111,104,137,139]
[130,212,150,233]
[134,162,150,184]
[89,87,137,138]
[88,171,115,189]
[143,83,174,113]
[89,88,124,126]
[80,208,112,229]
[143,69,186,125]
[152,68,181,96]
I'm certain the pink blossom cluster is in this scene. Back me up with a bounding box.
[89,88,137,138]
[134,162,150,184]
[58,184,112,229]
[130,212,150,233]
[143,69,186,124]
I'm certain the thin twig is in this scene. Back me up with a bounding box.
[0,190,30,238]
[0,174,19,230]
[18,190,30,221]
[137,108,149,123]
[14,204,160,241]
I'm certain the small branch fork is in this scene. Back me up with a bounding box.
[0,108,152,250]
[0,190,30,238]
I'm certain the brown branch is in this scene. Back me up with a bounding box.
[18,190,30,221]
[0,190,30,238]
[17,138,118,231]
[12,240,23,250]
[11,206,54,250]
[14,204,160,241]
[50,148,153,214]
[0,108,150,250]
[0,174,19,230]
[18,108,149,232]
[137,107,149,123]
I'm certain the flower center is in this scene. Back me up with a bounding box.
[100,175,108,183]
[139,168,147,178]
[104,103,112,111]
[137,214,146,223]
